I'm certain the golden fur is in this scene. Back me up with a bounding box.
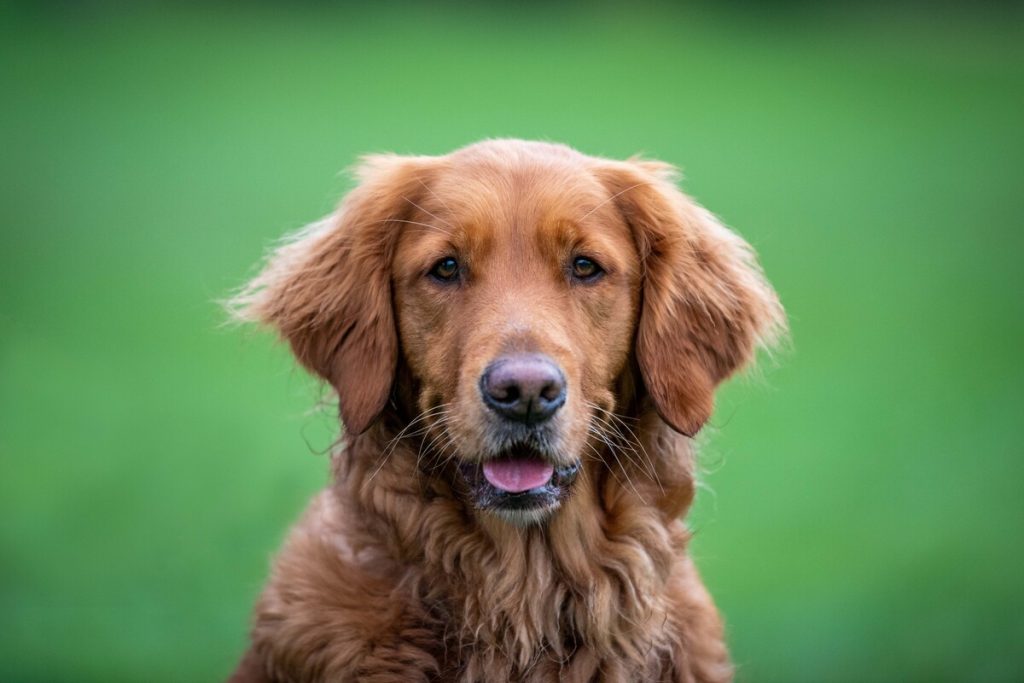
[229,140,784,682]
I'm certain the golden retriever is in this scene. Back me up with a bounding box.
[229,139,784,682]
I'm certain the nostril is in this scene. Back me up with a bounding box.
[539,381,562,403]
[492,384,519,404]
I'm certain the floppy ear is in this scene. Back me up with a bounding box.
[231,155,435,435]
[596,159,786,436]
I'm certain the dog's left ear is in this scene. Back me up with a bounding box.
[231,155,436,435]
[595,159,786,436]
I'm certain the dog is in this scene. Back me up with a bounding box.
[228,139,784,682]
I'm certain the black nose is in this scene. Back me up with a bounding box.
[480,354,567,425]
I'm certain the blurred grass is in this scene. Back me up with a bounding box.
[1,2,1022,681]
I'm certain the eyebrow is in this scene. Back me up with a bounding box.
[379,218,457,238]
[402,196,455,232]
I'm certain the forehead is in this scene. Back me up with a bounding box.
[397,156,636,271]
[434,156,605,226]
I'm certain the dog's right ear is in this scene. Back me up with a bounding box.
[231,155,435,435]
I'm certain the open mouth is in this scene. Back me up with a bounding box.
[459,445,580,522]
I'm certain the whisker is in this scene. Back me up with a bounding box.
[419,421,454,464]
[595,404,663,494]
[587,410,656,500]
[370,217,454,236]
[380,404,449,457]
[579,182,649,222]
[587,423,647,505]
[402,195,453,229]
[587,401,663,494]
[369,403,452,484]
[417,177,456,217]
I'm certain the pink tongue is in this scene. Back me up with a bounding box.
[482,459,554,493]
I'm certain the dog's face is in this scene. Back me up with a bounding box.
[235,140,783,525]
[391,153,641,522]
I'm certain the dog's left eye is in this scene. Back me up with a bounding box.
[571,256,603,281]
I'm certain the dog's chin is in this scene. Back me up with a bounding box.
[458,446,581,527]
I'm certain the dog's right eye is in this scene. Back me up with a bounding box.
[429,257,460,283]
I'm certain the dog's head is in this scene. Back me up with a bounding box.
[235,140,784,524]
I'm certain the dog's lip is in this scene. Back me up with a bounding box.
[458,451,581,517]
[460,459,580,493]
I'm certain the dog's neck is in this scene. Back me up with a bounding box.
[331,418,698,675]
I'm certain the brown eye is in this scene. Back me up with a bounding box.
[571,256,603,281]
[429,257,460,282]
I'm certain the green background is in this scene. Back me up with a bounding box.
[2,3,1022,681]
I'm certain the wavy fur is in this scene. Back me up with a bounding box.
[228,140,785,683]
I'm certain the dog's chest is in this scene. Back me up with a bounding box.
[427,547,668,681]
